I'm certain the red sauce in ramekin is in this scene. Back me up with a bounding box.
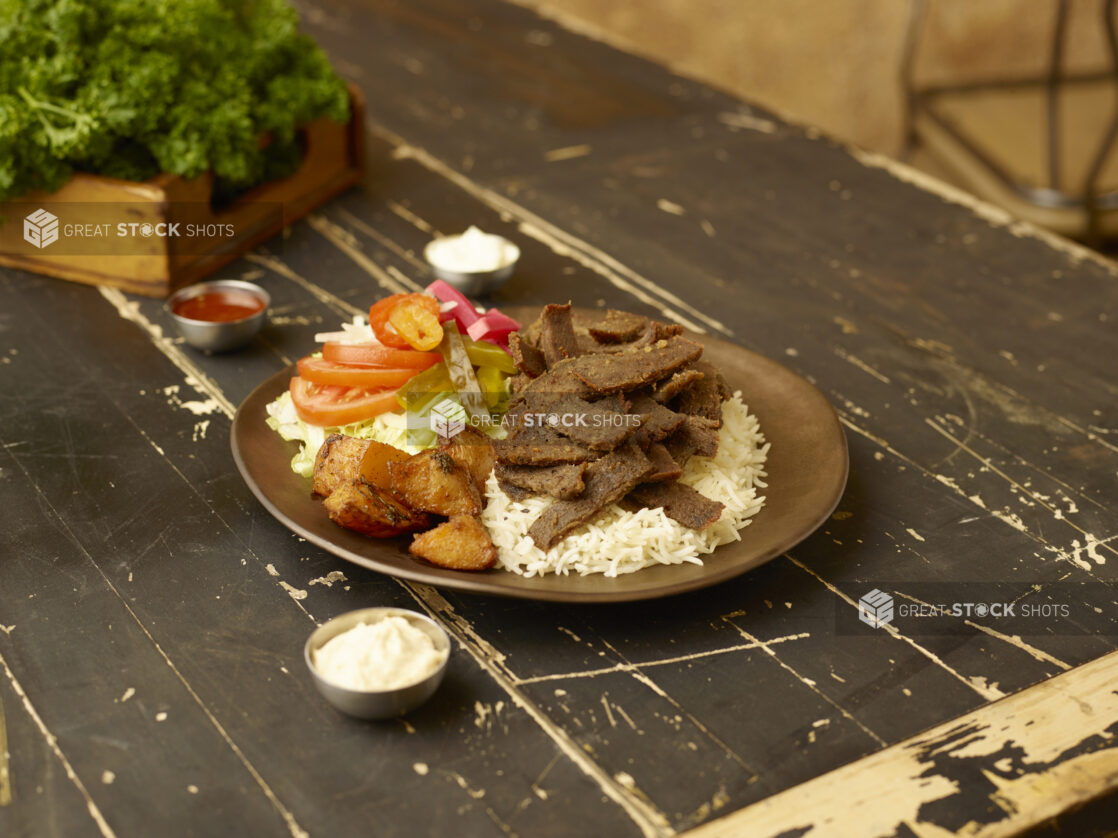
[173,290,265,322]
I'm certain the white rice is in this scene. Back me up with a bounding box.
[481,393,769,577]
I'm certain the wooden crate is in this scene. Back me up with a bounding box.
[0,86,365,298]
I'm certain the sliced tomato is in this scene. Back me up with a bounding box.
[322,341,440,370]
[296,356,418,389]
[289,377,401,426]
[369,293,442,350]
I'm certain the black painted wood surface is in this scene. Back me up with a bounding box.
[2,0,1117,835]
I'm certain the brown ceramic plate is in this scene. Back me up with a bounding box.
[231,312,848,602]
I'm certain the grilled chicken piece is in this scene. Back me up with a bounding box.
[409,515,497,571]
[438,427,496,495]
[313,434,373,497]
[323,479,431,538]
[389,449,483,517]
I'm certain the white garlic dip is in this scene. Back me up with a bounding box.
[312,615,447,691]
[425,226,519,273]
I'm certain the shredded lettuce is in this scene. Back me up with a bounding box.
[265,391,422,478]
[265,307,512,477]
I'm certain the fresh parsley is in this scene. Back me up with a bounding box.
[0,0,350,201]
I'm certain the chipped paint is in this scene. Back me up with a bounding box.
[1049,534,1108,571]
[268,315,319,326]
[837,397,870,418]
[280,581,308,601]
[924,420,1117,567]
[544,144,592,162]
[656,198,685,216]
[161,384,222,417]
[191,420,210,442]
[447,770,486,799]
[832,346,890,384]
[384,199,437,235]
[688,650,1118,837]
[307,571,347,587]
[716,111,778,134]
[0,695,9,806]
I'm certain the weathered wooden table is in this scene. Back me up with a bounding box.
[2,1,1117,835]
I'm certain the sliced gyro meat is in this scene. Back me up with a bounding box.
[627,393,686,447]
[651,367,704,404]
[643,442,682,483]
[587,309,648,344]
[651,322,684,341]
[673,360,724,426]
[497,478,537,504]
[528,443,652,549]
[515,361,595,401]
[509,331,547,378]
[525,392,638,451]
[626,481,724,530]
[569,336,704,394]
[665,415,720,465]
[538,302,581,367]
[495,461,586,500]
[493,423,590,466]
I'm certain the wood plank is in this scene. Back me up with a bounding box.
[0,654,113,838]
[0,272,649,837]
[0,434,297,838]
[683,649,1118,837]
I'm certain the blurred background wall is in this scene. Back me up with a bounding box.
[522,0,1112,158]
